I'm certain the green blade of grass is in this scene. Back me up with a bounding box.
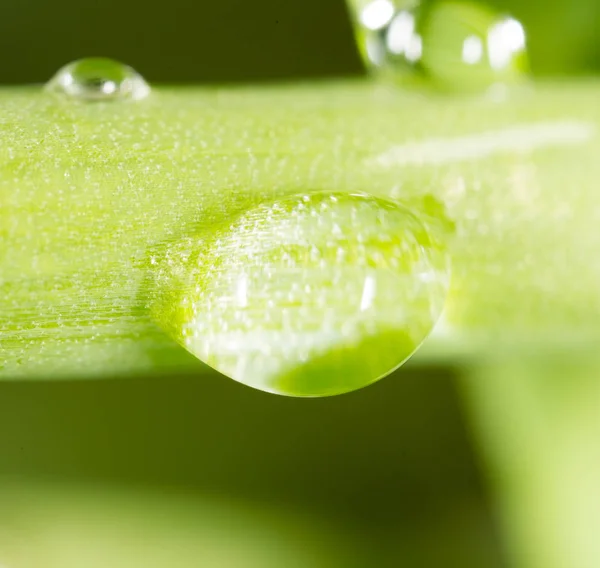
[1,80,599,379]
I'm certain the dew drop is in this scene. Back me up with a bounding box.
[45,58,150,101]
[352,0,423,71]
[149,192,450,397]
[420,2,528,92]
[351,0,528,92]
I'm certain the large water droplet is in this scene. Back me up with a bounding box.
[149,192,450,397]
[350,0,528,92]
[45,58,150,101]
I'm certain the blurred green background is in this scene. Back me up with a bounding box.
[0,366,506,567]
[0,0,597,84]
[0,0,599,566]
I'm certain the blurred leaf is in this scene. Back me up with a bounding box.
[0,480,362,568]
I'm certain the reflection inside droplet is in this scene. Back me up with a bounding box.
[405,31,423,62]
[386,10,421,60]
[45,58,150,101]
[386,11,413,54]
[149,192,451,397]
[462,35,484,65]
[360,0,395,30]
[487,17,527,70]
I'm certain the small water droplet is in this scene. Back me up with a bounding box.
[350,0,528,92]
[45,58,150,101]
[149,192,450,397]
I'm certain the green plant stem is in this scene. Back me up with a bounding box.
[1,79,600,379]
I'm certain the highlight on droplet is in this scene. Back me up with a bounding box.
[45,57,150,101]
[148,191,451,397]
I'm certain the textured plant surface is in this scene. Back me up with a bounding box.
[1,80,599,379]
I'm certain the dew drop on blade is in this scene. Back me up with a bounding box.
[45,58,150,101]
[149,192,450,397]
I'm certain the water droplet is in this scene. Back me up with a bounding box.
[45,58,150,101]
[149,192,450,397]
[420,3,528,92]
[350,0,528,92]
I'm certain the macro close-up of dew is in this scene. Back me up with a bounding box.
[149,192,450,397]
[3,0,600,567]
[45,57,151,101]
[39,55,456,396]
[21,11,529,396]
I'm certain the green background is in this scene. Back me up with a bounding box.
[0,0,597,85]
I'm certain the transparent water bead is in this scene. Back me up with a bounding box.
[350,0,528,92]
[45,58,150,101]
[150,192,450,397]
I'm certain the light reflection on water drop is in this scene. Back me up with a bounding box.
[45,58,150,101]
[149,192,450,397]
[487,17,527,70]
[360,0,395,30]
